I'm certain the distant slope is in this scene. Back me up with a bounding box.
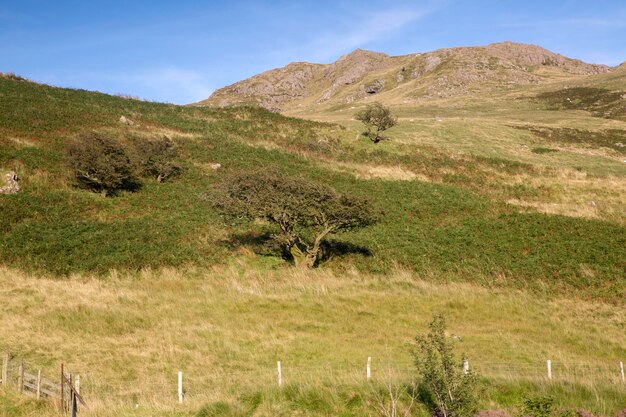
[198,42,610,112]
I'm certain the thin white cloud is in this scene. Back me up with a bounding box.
[273,5,439,63]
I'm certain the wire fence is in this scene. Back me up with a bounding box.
[74,359,625,405]
[3,353,625,408]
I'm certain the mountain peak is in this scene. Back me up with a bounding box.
[198,42,611,111]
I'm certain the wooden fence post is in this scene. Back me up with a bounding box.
[60,363,65,413]
[366,357,371,381]
[36,369,42,400]
[177,371,183,403]
[463,359,469,375]
[546,360,552,380]
[277,361,282,387]
[75,375,80,395]
[1,353,8,386]
[620,361,625,384]
[17,362,24,393]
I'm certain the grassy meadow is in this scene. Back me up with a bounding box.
[1,266,625,417]
[0,73,625,416]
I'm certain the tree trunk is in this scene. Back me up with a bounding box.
[289,245,310,268]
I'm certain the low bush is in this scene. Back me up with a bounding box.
[131,136,182,182]
[67,132,138,196]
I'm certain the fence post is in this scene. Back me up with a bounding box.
[75,375,80,395]
[60,363,65,412]
[277,361,282,387]
[366,357,371,381]
[1,353,8,386]
[17,362,24,393]
[546,360,552,380]
[177,371,183,403]
[620,361,625,384]
[463,359,469,375]
[36,369,42,400]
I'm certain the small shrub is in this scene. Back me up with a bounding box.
[532,147,558,154]
[412,314,480,417]
[521,396,555,417]
[67,133,138,196]
[131,136,181,182]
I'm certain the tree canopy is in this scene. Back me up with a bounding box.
[215,169,378,268]
[354,102,397,143]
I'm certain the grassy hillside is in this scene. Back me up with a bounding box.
[0,74,625,416]
[0,75,624,300]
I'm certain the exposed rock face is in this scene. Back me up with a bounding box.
[363,79,385,94]
[0,171,20,195]
[197,41,611,111]
[206,62,320,111]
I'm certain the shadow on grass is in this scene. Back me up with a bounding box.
[223,231,373,264]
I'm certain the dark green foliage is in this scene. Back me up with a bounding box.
[532,147,558,154]
[131,136,182,182]
[413,315,480,417]
[522,396,555,417]
[354,102,397,143]
[535,87,626,120]
[512,125,626,154]
[67,133,137,196]
[215,169,378,268]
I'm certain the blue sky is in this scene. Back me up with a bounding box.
[1,0,625,104]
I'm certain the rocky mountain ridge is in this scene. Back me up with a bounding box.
[198,41,611,112]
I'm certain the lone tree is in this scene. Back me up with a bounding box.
[67,133,137,196]
[412,315,480,417]
[354,102,397,143]
[215,169,377,268]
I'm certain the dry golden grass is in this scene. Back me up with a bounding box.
[1,264,624,416]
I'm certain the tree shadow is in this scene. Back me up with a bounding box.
[223,232,373,264]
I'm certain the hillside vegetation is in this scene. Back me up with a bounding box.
[0,66,625,417]
[0,74,624,300]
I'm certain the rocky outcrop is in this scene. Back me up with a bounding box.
[205,62,320,111]
[197,41,612,111]
[363,79,385,94]
[0,171,20,195]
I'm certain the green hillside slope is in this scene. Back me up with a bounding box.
[1,75,624,301]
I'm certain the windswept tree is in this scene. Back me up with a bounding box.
[215,169,378,268]
[355,102,397,143]
[67,133,137,196]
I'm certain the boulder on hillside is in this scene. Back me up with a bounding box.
[0,171,20,195]
[119,115,134,125]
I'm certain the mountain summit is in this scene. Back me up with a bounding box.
[197,42,610,112]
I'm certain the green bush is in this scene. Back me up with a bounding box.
[67,132,138,196]
[521,396,555,417]
[131,136,182,182]
[413,315,480,417]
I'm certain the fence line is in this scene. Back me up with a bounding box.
[3,351,624,408]
[1,352,85,415]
